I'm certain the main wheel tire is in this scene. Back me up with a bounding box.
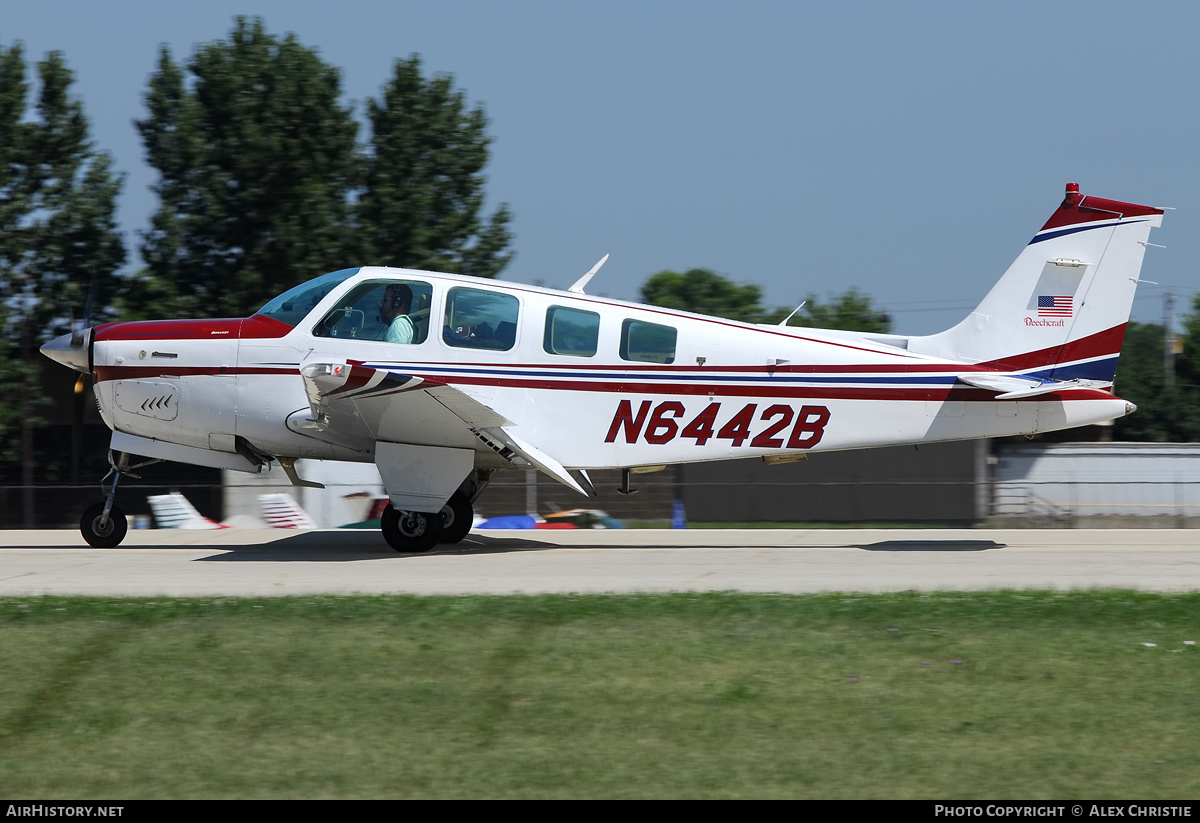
[439,491,473,544]
[381,503,443,553]
[80,502,128,548]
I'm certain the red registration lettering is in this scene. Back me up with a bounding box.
[749,404,795,448]
[787,405,830,449]
[607,399,831,450]
[716,404,757,447]
[644,401,686,444]
[679,403,720,445]
[605,399,652,443]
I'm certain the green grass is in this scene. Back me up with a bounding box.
[1,592,1198,799]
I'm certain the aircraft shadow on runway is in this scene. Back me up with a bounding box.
[191,530,558,561]
[188,532,1007,561]
[853,540,1005,552]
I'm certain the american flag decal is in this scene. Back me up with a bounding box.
[1038,295,1072,317]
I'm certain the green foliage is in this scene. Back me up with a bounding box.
[359,55,513,279]
[0,44,125,341]
[0,44,124,471]
[772,286,893,332]
[1113,319,1200,442]
[1,592,1198,799]
[640,268,767,322]
[127,21,514,320]
[0,302,22,460]
[129,17,360,319]
[639,268,892,333]
[1175,293,1200,399]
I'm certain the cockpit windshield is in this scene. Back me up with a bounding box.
[256,268,361,327]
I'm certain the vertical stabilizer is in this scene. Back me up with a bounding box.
[148,492,226,529]
[259,493,319,529]
[910,183,1164,385]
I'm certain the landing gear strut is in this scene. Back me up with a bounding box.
[79,451,160,548]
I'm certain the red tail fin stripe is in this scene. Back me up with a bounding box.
[980,324,1126,372]
[1040,195,1163,232]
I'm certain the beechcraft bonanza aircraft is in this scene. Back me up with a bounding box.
[42,183,1164,550]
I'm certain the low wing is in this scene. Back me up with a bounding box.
[297,362,590,495]
[295,362,505,452]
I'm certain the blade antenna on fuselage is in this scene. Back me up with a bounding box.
[568,254,610,294]
[777,301,806,326]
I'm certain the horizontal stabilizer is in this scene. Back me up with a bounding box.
[994,380,1089,400]
[957,373,1044,394]
[957,373,1093,399]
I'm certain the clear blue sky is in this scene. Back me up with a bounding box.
[6,0,1197,333]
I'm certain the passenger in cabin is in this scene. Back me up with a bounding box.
[379,284,415,344]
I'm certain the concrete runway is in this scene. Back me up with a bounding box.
[1,527,1199,596]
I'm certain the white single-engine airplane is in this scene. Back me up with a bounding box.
[42,183,1163,550]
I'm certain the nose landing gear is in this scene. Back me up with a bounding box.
[80,500,127,548]
[79,451,161,548]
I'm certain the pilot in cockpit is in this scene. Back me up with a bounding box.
[379,283,415,344]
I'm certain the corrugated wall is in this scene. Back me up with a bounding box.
[994,443,1200,526]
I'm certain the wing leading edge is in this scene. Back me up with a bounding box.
[298,362,590,498]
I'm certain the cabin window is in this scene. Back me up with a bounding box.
[443,287,519,351]
[620,319,677,364]
[544,306,600,357]
[312,279,433,344]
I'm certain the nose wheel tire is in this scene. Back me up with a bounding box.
[80,502,128,548]
[439,491,473,545]
[381,504,442,553]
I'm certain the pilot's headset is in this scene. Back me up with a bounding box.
[377,285,407,324]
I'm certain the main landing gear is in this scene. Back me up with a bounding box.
[381,489,474,553]
[79,451,161,548]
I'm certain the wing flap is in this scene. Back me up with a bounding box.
[481,426,590,497]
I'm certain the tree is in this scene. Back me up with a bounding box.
[129,17,360,319]
[357,55,513,278]
[0,45,125,338]
[639,268,893,333]
[0,44,125,523]
[772,287,892,333]
[1110,318,1200,442]
[0,302,21,463]
[640,269,768,322]
[1174,293,1200,401]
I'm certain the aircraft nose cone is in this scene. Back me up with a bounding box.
[40,329,91,373]
[1125,401,1138,416]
